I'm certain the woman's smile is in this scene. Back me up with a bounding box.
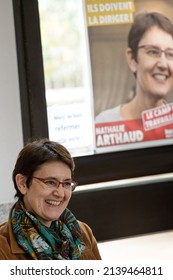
[45,199,62,206]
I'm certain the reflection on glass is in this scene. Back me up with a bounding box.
[38,0,95,157]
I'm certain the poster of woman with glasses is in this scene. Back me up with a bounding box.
[85,0,173,152]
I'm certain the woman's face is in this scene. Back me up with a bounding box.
[19,161,73,227]
[127,26,173,101]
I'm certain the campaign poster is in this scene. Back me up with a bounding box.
[84,0,173,153]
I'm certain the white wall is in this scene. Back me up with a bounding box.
[0,0,23,204]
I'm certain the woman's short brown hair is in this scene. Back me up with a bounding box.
[12,138,75,198]
[128,11,173,60]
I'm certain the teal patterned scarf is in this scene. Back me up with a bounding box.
[11,200,85,260]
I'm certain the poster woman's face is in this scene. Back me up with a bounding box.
[127,26,173,101]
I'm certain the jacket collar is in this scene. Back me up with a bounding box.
[8,204,25,254]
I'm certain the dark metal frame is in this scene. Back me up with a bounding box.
[13,0,48,141]
[69,180,173,241]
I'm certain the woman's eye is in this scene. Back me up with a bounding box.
[64,182,71,188]
[148,49,158,55]
[167,52,173,59]
[45,180,56,186]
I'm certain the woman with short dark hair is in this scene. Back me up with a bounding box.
[0,138,101,260]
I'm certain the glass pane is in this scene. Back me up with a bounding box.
[38,0,95,157]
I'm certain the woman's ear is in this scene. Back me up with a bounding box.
[15,174,28,195]
[126,47,137,74]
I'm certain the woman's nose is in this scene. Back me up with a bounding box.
[156,54,169,68]
[52,184,65,196]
